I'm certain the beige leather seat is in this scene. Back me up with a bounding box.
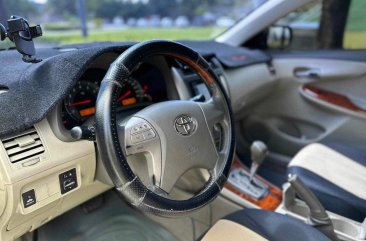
[202,219,267,241]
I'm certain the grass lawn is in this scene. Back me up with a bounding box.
[41,27,224,45]
[40,28,366,49]
[346,0,366,32]
[344,32,366,49]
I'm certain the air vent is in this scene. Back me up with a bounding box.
[2,128,45,164]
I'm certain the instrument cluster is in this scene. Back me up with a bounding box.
[62,63,167,129]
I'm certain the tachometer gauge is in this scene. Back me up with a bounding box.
[117,77,152,106]
[64,81,99,124]
[62,77,152,130]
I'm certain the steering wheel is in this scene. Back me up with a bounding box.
[95,40,235,216]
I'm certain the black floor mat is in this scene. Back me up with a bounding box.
[37,191,179,241]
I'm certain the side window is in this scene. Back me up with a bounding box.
[263,0,365,51]
[271,1,322,50]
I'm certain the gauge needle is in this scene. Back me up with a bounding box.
[118,90,132,102]
[69,99,92,107]
[142,85,148,94]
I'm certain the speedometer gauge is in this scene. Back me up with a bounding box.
[117,77,152,106]
[64,81,99,124]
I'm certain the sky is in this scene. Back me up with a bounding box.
[30,0,47,4]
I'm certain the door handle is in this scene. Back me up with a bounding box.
[294,68,321,80]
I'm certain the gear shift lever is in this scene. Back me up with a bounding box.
[249,141,268,182]
[227,140,269,200]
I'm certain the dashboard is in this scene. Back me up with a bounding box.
[0,41,274,240]
[61,63,168,130]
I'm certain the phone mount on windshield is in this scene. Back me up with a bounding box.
[0,15,43,63]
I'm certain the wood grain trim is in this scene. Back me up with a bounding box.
[224,157,282,211]
[168,53,214,85]
[303,84,366,114]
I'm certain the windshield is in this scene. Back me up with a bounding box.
[0,0,267,48]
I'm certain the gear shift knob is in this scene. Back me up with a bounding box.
[249,141,268,182]
[250,141,268,165]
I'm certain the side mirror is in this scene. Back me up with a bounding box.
[267,25,292,49]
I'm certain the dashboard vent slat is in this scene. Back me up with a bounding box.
[3,140,18,149]
[2,128,45,164]
[6,140,43,156]
[2,128,37,142]
[9,146,45,163]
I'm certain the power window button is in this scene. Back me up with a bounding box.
[22,189,36,208]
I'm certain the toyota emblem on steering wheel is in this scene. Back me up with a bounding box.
[174,115,197,136]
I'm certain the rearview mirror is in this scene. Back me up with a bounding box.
[267,25,292,49]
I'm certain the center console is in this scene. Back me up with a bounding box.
[228,168,269,200]
[228,141,270,200]
[221,141,282,211]
[223,156,282,211]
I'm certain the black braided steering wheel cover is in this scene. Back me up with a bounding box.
[95,40,235,216]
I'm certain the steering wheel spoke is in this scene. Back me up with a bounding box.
[198,98,228,151]
[121,117,163,186]
[199,98,226,127]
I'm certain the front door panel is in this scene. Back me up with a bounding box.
[242,53,366,158]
